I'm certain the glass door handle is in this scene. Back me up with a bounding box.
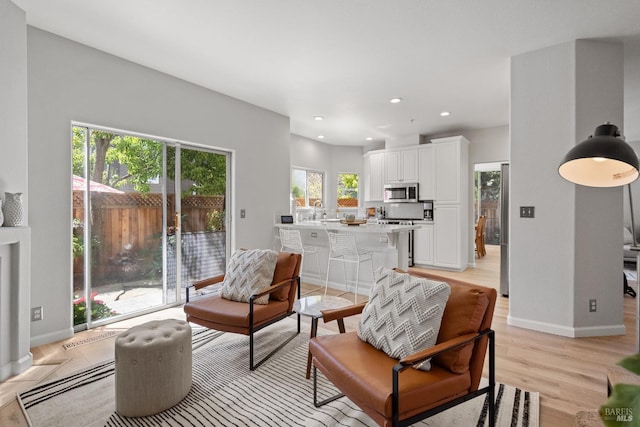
[175,213,180,232]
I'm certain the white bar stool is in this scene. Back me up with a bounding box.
[325,229,374,303]
[279,228,321,280]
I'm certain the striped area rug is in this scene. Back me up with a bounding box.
[19,320,538,426]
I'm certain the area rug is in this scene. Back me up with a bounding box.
[19,319,539,426]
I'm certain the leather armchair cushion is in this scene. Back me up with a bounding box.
[270,252,299,301]
[434,285,489,374]
[185,296,289,334]
[310,332,471,422]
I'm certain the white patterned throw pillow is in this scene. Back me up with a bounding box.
[357,267,451,370]
[220,249,278,305]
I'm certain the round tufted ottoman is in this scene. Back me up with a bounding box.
[115,319,192,417]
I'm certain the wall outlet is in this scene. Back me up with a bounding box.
[589,299,597,312]
[378,237,388,243]
[31,306,43,322]
[311,232,317,238]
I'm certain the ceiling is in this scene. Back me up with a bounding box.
[12,0,640,146]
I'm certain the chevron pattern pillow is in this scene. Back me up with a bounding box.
[357,267,451,370]
[220,249,278,305]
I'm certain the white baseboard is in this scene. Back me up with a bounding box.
[508,315,626,337]
[0,352,33,381]
[31,327,74,348]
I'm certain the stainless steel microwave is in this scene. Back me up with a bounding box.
[384,183,419,203]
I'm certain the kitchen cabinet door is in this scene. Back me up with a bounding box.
[433,205,461,269]
[384,148,418,183]
[414,224,434,265]
[433,136,469,205]
[434,141,460,204]
[384,150,401,183]
[401,149,418,182]
[364,151,384,201]
[418,145,435,200]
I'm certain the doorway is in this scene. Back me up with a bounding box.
[473,162,503,245]
[71,124,229,330]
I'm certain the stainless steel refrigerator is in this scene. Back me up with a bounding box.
[500,163,509,297]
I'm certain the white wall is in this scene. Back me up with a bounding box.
[27,27,291,346]
[290,134,364,213]
[510,40,624,337]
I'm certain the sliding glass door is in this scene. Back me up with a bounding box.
[72,125,229,330]
[166,144,229,304]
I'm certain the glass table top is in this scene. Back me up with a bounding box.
[293,295,353,318]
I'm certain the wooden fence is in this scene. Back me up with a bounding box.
[73,191,224,283]
[476,200,500,245]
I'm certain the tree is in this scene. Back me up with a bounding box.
[72,127,226,195]
[338,173,358,199]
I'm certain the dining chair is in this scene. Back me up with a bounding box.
[475,215,487,258]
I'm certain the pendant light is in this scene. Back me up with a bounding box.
[558,122,639,187]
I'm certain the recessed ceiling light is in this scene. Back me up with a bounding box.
[390,98,403,104]
[314,116,324,121]
[440,111,451,117]
[365,137,373,141]
[318,135,325,139]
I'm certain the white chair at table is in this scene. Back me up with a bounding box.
[279,228,321,280]
[325,229,374,303]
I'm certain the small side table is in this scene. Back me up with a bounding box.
[293,295,353,379]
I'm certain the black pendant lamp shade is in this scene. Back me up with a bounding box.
[558,123,640,187]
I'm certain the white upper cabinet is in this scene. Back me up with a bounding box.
[384,148,418,183]
[418,145,435,201]
[363,151,385,201]
[433,136,469,204]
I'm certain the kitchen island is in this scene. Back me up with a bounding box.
[274,220,419,296]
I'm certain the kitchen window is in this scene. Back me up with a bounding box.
[292,167,324,208]
[337,173,359,208]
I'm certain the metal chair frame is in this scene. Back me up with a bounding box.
[279,227,321,280]
[325,229,374,303]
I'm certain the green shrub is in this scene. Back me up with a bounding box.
[206,209,225,231]
[73,293,117,325]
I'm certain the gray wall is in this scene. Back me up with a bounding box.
[0,0,27,199]
[27,27,291,346]
[510,40,624,337]
[624,40,640,143]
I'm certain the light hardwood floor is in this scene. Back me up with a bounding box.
[1,245,636,426]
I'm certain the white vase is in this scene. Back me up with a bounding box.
[3,192,24,227]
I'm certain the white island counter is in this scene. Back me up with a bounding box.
[274,221,419,295]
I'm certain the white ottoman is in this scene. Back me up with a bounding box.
[115,319,192,417]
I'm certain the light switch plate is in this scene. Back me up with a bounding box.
[520,206,535,218]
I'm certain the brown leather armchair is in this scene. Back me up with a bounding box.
[309,270,497,427]
[184,252,302,370]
